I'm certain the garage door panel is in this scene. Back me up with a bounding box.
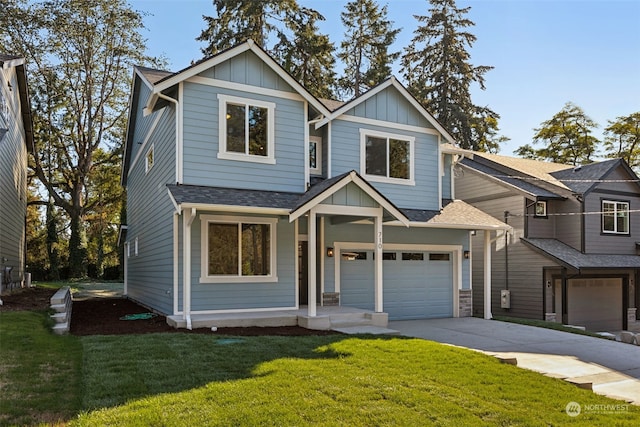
[568,278,622,331]
[340,253,374,310]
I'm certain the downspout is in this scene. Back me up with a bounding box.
[504,211,509,291]
[157,92,181,184]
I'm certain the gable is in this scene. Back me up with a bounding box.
[590,162,640,195]
[320,182,378,208]
[197,50,296,94]
[344,85,434,129]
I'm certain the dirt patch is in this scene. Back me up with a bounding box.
[0,286,55,312]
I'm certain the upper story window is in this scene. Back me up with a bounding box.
[145,144,154,173]
[200,215,277,283]
[602,200,629,234]
[217,94,275,165]
[309,136,322,175]
[360,129,415,185]
[534,201,547,217]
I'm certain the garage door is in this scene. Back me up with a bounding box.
[568,278,622,331]
[340,250,453,320]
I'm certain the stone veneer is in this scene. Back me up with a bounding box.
[322,292,340,306]
[459,290,472,317]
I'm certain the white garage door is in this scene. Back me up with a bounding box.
[340,250,453,320]
[568,278,622,331]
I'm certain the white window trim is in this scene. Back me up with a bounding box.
[602,200,630,234]
[217,94,276,165]
[145,144,154,174]
[359,129,415,186]
[200,214,278,283]
[534,200,547,217]
[309,136,322,175]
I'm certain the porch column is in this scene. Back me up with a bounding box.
[183,208,196,329]
[484,230,492,320]
[308,208,317,317]
[374,209,383,313]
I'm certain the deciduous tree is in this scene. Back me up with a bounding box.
[603,112,640,170]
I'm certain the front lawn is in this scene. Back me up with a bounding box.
[1,309,638,426]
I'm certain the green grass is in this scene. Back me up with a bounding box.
[2,310,638,426]
[494,315,607,338]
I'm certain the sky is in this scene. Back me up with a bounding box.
[129,0,640,156]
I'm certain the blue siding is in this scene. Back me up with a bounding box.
[185,213,296,311]
[181,82,306,193]
[126,98,177,315]
[346,87,435,129]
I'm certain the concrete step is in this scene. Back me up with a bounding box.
[51,312,69,324]
[51,303,67,313]
[332,325,400,335]
[52,322,69,335]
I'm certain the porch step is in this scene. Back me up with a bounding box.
[332,325,400,335]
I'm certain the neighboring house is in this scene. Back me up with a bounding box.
[0,54,32,296]
[456,151,640,332]
[121,40,508,329]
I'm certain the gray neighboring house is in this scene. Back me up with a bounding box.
[121,40,509,329]
[456,151,640,332]
[0,54,33,295]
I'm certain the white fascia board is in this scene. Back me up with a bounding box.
[385,220,513,231]
[1,57,25,69]
[179,203,289,216]
[289,174,355,222]
[167,188,181,214]
[350,173,410,226]
[441,144,473,157]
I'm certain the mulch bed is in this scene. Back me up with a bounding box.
[1,286,338,336]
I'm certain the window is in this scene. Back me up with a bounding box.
[201,215,277,283]
[534,201,547,217]
[360,129,415,185]
[402,252,424,261]
[602,200,629,234]
[382,252,397,261]
[218,94,275,164]
[341,251,367,261]
[145,145,154,173]
[429,253,450,261]
[134,237,139,256]
[309,136,322,174]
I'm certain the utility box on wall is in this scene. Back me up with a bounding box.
[500,290,511,309]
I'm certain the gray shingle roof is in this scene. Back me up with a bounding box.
[522,238,640,270]
[291,172,351,212]
[550,158,625,194]
[167,184,302,210]
[136,66,173,85]
[402,200,510,230]
[460,158,564,199]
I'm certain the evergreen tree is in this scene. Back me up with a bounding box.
[603,112,640,170]
[516,102,599,165]
[401,0,498,150]
[337,0,400,99]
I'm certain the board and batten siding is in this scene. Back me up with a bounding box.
[181,82,306,193]
[126,102,177,315]
[0,65,27,283]
[184,212,296,312]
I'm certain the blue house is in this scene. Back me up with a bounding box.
[0,54,32,299]
[122,41,508,329]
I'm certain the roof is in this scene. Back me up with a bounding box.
[401,200,511,230]
[522,238,640,271]
[0,54,33,153]
[135,66,173,86]
[460,158,566,199]
[167,184,301,211]
[550,158,640,195]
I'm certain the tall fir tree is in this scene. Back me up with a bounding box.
[337,0,400,99]
[401,0,499,150]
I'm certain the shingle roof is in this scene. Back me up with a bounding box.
[318,98,345,111]
[522,238,640,270]
[402,200,510,230]
[291,172,351,212]
[167,184,301,210]
[460,158,564,199]
[550,158,625,194]
[0,53,21,62]
[136,66,173,85]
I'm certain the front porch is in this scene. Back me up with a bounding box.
[167,305,396,334]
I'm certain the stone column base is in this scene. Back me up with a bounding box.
[459,290,472,317]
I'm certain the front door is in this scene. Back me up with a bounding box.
[298,241,308,305]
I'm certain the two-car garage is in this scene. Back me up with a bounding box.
[339,247,455,320]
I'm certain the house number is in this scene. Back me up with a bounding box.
[377,231,383,249]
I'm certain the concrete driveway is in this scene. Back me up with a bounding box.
[389,317,640,405]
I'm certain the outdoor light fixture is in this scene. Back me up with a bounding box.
[327,247,334,257]
[464,250,470,259]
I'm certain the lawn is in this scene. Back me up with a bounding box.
[1,309,639,426]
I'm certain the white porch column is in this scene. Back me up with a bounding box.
[183,208,196,329]
[308,208,317,317]
[374,209,383,313]
[484,230,492,320]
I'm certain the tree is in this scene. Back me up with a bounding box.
[471,115,509,154]
[1,0,155,277]
[517,102,600,165]
[198,0,335,97]
[603,112,640,170]
[337,0,400,99]
[401,0,499,150]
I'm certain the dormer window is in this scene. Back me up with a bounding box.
[534,201,547,217]
[360,129,415,185]
[218,94,275,164]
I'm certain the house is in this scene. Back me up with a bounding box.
[456,151,640,332]
[0,54,32,298]
[121,40,508,329]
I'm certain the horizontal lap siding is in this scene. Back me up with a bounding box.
[554,198,581,250]
[189,213,296,311]
[126,103,176,315]
[330,119,440,210]
[0,67,27,280]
